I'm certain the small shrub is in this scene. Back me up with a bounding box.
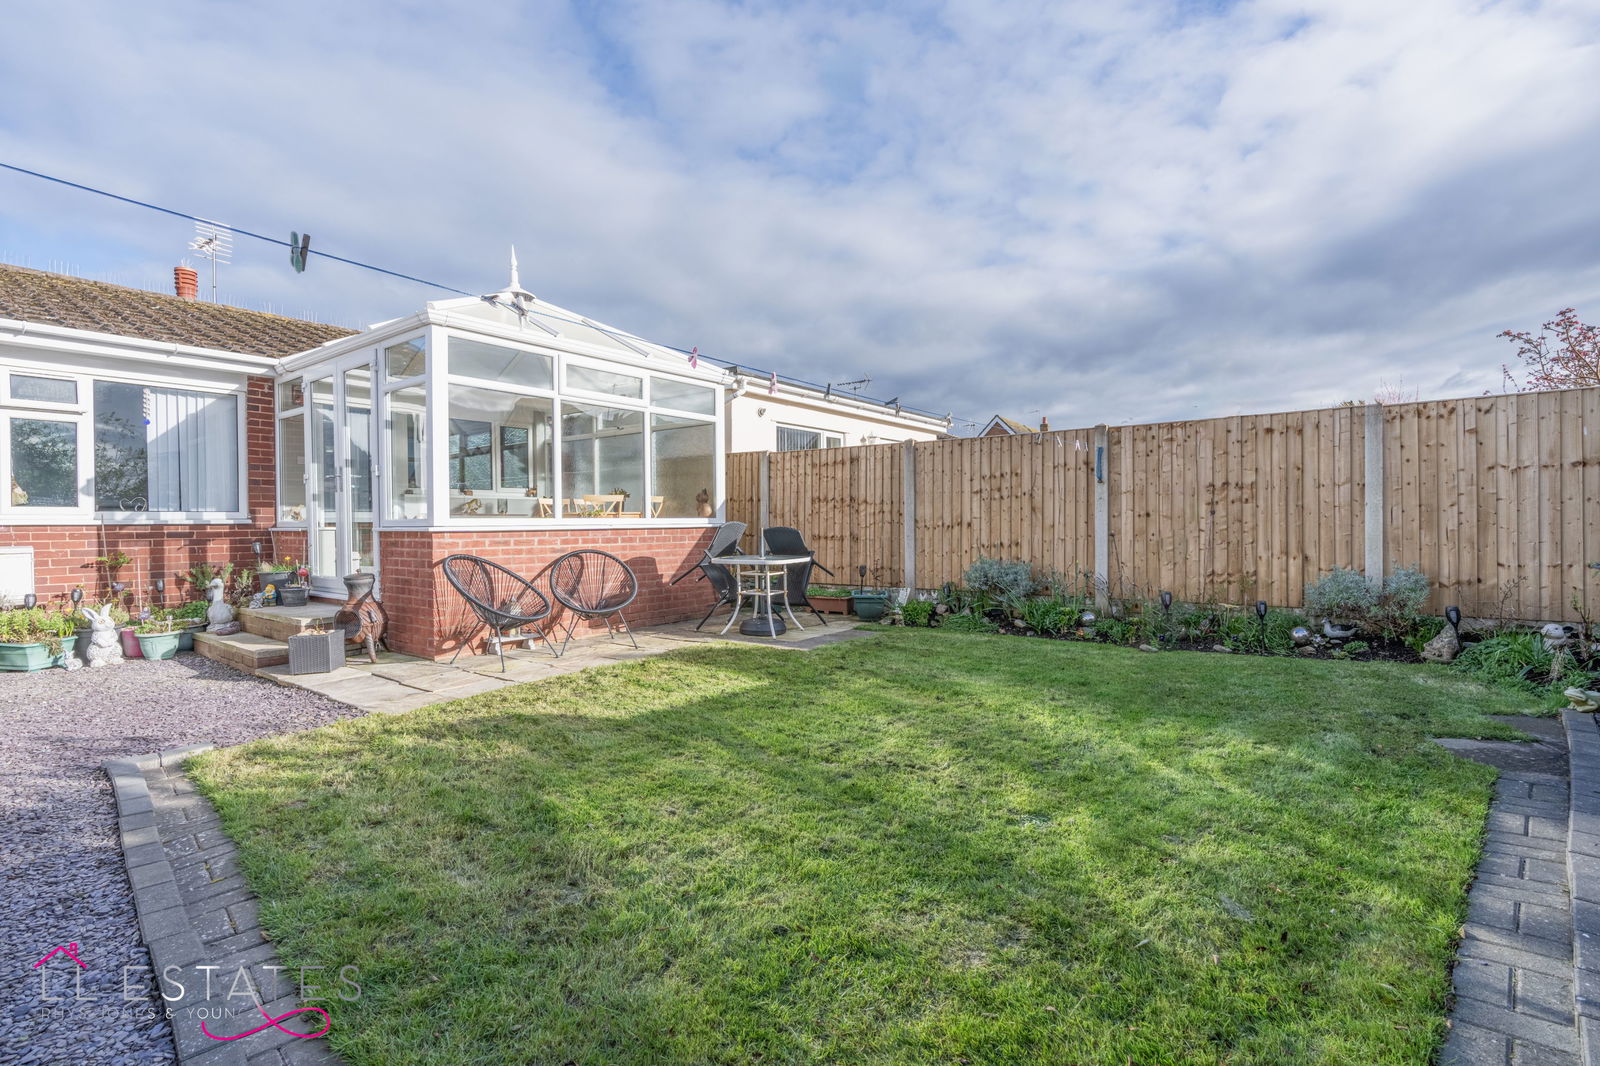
[172,599,209,621]
[1304,567,1377,623]
[963,557,1041,600]
[1018,596,1073,635]
[1370,566,1432,640]
[900,600,934,628]
[1454,632,1553,693]
[940,612,998,634]
[1342,640,1371,656]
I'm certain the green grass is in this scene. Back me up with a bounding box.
[190,631,1537,1066]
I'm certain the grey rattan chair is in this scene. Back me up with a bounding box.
[440,554,560,671]
[548,550,640,654]
[760,526,831,626]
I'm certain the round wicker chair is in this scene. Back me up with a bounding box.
[440,554,560,670]
[548,549,639,654]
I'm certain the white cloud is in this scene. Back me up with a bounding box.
[0,0,1596,430]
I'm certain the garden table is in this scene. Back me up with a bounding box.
[716,554,811,637]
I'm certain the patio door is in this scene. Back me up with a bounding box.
[306,355,379,596]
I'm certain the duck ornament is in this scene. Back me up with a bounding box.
[206,577,237,632]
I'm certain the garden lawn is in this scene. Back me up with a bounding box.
[190,630,1537,1066]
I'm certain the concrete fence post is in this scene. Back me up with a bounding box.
[758,452,771,547]
[901,441,917,590]
[1363,403,1385,584]
[1093,424,1109,608]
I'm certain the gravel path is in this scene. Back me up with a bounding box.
[0,654,360,1066]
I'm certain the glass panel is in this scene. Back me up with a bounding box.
[448,384,553,517]
[448,337,552,389]
[776,426,821,452]
[566,363,643,399]
[651,378,714,415]
[385,338,426,381]
[10,418,77,507]
[651,414,714,518]
[310,378,337,584]
[10,374,77,405]
[276,379,304,411]
[343,366,374,573]
[92,382,238,512]
[386,386,427,520]
[92,382,148,509]
[277,413,306,522]
[561,403,644,516]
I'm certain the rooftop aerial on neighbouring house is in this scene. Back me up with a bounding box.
[0,263,357,358]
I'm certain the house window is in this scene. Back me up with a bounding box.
[9,418,78,507]
[446,385,553,517]
[10,374,77,405]
[776,426,843,452]
[93,382,239,512]
[385,385,426,521]
[651,414,714,518]
[561,403,644,515]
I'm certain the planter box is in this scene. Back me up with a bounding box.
[808,594,853,615]
[288,630,345,675]
[136,631,181,661]
[278,585,310,608]
[0,635,77,671]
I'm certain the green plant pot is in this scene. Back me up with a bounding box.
[852,592,890,621]
[177,623,205,652]
[0,635,77,671]
[136,631,181,661]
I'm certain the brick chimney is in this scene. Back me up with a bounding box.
[173,266,199,300]
[1039,415,1049,432]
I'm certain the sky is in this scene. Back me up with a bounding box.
[0,0,1596,433]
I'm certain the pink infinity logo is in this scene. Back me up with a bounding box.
[202,1003,332,1042]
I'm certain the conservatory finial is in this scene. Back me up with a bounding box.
[509,246,520,292]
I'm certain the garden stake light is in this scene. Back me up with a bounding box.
[1445,605,1462,639]
[22,594,35,609]
[1256,600,1268,652]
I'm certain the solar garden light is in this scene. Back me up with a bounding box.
[70,588,83,606]
[153,577,165,595]
[1256,600,1268,649]
[22,593,36,609]
[1160,590,1173,613]
[857,565,868,592]
[1445,605,1462,639]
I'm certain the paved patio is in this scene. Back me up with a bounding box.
[255,618,878,713]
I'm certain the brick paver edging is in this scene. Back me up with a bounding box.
[1565,709,1600,1066]
[105,747,344,1066]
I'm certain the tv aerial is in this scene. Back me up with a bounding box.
[824,376,871,400]
[187,220,233,301]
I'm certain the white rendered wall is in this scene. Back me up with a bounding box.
[725,391,945,452]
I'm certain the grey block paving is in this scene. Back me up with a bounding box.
[1443,721,1584,1065]
[105,746,348,1066]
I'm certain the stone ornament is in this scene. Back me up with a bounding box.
[1421,626,1461,664]
[79,605,124,668]
[1566,687,1600,712]
[205,578,235,632]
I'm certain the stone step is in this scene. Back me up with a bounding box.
[192,630,290,670]
[239,603,343,642]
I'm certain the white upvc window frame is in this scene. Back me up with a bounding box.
[775,424,844,452]
[0,360,250,525]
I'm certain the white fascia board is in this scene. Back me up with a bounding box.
[729,377,950,431]
[0,317,279,375]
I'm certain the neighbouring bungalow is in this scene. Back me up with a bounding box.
[979,414,1048,437]
[0,261,946,658]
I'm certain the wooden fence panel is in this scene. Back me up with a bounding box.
[730,386,1598,620]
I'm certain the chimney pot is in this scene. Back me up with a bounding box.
[174,266,199,300]
[1039,416,1049,432]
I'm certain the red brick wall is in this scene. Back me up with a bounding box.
[0,378,282,608]
[378,527,717,659]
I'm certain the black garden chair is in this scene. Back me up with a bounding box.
[760,526,832,626]
[669,521,748,631]
[440,554,561,671]
[548,549,640,654]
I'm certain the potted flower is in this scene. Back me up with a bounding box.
[0,605,80,671]
[171,599,209,651]
[120,605,148,658]
[806,585,854,615]
[134,611,181,661]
